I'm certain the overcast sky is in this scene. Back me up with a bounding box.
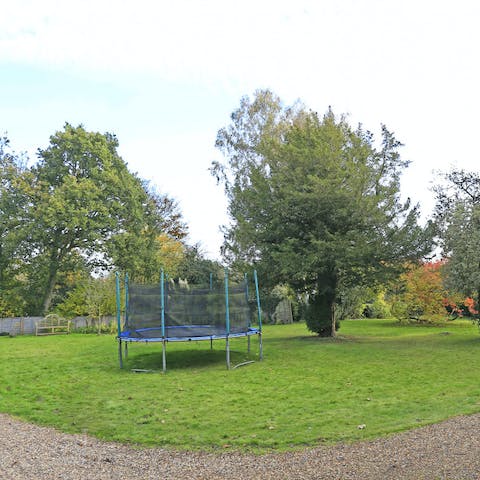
[1,0,479,259]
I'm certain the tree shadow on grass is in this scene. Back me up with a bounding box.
[441,334,480,347]
[123,345,244,371]
[284,335,356,343]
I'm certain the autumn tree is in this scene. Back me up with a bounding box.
[213,90,432,336]
[389,260,448,321]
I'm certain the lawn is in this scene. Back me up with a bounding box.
[1,318,480,452]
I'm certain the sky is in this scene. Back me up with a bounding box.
[1,0,479,259]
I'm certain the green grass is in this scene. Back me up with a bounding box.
[1,318,480,452]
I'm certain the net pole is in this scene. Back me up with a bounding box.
[162,340,167,373]
[253,270,262,330]
[161,269,165,338]
[118,339,123,369]
[161,269,167,373]
[254,270,263,361]
[125,273,129,327]
[226,336,230,369]
[115,272,121,335]
[225,268,230,334]
[225,268,231,369]
[245,273,251,354]
[115,272,123,369]
[124,273,129,362]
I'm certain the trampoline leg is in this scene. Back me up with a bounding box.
[247,335,251,354]
[124,341,128,359]
[118,339,123,369]
[259,332,263,361]
[226,336,231,370]
[162,340,167,373]
[210,337,213,350]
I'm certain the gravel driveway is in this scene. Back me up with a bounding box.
[1,412,480,479]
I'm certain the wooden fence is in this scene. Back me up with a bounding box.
[0,316,116,336]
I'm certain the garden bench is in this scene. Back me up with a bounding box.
[35,317,71,336]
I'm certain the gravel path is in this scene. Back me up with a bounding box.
[1,412,480,479]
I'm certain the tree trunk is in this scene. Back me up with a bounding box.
[41,266,58,314]
[330,301,336,338]
[305,272,338,337]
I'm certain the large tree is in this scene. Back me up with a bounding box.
[0,136,31,315]
[19,124,186,313]
[434,169,480,312]
[213,90,432,336]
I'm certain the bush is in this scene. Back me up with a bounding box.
[336,286,391,320]
[335,286,366,320]
[0,292,26,317]
[362,294,391,319]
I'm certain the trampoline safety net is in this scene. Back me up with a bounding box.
[116,271,263,371]
[125,281,253,339]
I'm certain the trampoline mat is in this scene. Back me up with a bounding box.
[119,325,260,341]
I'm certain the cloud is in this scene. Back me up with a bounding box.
[0,1,304,78]
[3,0,480,242]
[1,0,393,95]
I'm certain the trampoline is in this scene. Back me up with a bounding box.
[115,270,263,371]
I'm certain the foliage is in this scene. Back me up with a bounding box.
[17,124,148,312]
[443,295,479,320]
[55,275,116,332]
[213,90,432,336]
[175,244,223,284]
[464,297,479,316]
[335,285,391,320]
[361,291,391,319]
[389,260,448,322]
[434,169,480,325]
[0,135,31,315]
[108,185,188,284]
[335,285,368,320]
[1,320,480,451]
[0,294,24,317]
[260,283,299,324]
[0,126,187,316]
[155,233,186,278]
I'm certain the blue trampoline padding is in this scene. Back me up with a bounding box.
[119,325,260,342]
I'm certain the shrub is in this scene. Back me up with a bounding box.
[362,291,391,319]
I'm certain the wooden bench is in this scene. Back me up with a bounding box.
[35,316,71,336]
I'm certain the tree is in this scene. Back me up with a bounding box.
[213,90,432,336]
[153,232,185,278]
[23,124,139,312]
[15,124,186,314]
[107,185,188,283]
[434,169,480,316]
[389,260,448,322]
[176,244,223,284]
[0,135,31,315]
[56,275,116,332]
[335,285,390,320]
